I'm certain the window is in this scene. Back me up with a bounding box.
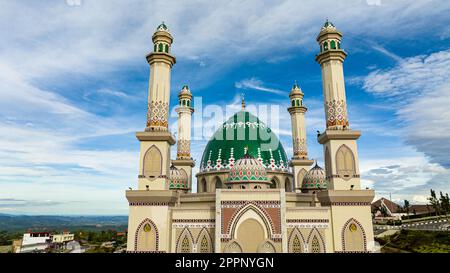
[165,44,169,53]
[143,146,162,178]
[295,100,300,106]
[158,43,163,52]
[187,100,190,107]
[311,236,320,253]
[323,41,328,51]
[292,100,295,107]
[154,44,157,52]
[200,236,209,253]
[330,40,336,49]
[181,236,190,253]
[292,235,302,253]
[336,145,356,180]
[338,42,341,49]
[240,185,246,189]
[215,178,222,189]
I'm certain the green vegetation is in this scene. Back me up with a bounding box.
[377,230,450,253]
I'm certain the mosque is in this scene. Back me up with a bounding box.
[125,21,375,253]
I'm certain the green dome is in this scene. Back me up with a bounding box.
[200,111,289,173]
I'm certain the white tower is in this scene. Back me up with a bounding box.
[135,22,176,191]
[315,20,361,191]
[172,85,195,192]
[288,82,314,192]
[315,20,375,252]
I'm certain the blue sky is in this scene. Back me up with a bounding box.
[0,0,450,215]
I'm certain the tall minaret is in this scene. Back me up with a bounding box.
[135,22,176,191]
[315,20,361,190]
[126,23,178,253]
[146,22,176,132]
[315,21,375,253]
[172,85,195,192]
[288,82,314,192]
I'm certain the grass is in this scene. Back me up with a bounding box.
[377,229,450,253]
[0,245,11,253]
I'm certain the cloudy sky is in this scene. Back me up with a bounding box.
[0,0,449,215]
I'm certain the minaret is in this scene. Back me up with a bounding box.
[146,22,176,132]
[315,20,361,190]
[172,85,195,192]
[125,23,178,253]
[288,82,314,192]
[315,21,375,253]
[135,22,176,191]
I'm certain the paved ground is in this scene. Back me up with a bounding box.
[375,219,450,232]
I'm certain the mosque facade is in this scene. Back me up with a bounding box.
[125,21,375,253]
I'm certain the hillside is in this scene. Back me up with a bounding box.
[0,214,128,233]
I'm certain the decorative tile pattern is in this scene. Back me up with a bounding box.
[177,140,191,159]
[147,101,169,130]
[325,99,349,128]
[293,138,308,158]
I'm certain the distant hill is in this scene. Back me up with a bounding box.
[0,214,128,233]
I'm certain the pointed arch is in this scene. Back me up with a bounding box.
[307,227,326,253]
[330,40,336,49]
[224,240,242,253]
[288,228,306,253]
[165,44,169,53]
[336,145,356,180]
[201,178,207,193]
[297,169,307,189]
[270,176,279,189]
[176,227,194,253]
[229,204,274,253]
[215,176,222,190]
[143,145,162,178]
[342,218,367,252]
[325,147,332,179]
[285,178,292,192]
[323,41,329,51]
[196,228,213,253]
[258,240,276,253]
[158,43,163,52]
[134,218,159,252]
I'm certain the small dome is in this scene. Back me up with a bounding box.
[169,165,188,190]
[302,163,327,190]
[226,154,269,184]
[180,85,191,95]
[289,81,303,96]
[321,19,336,31]
[156,22,169,32]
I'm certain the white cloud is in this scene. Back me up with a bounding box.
[235,78,286,95]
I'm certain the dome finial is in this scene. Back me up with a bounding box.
[241,93,246,110]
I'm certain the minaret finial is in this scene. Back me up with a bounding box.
[241,93,246,110]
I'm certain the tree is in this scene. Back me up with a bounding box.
[439,192,450,218]
[428,189,441,216]
[380,205,389,217]
[403,200,410,216]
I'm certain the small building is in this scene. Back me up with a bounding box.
[18,232,51,253]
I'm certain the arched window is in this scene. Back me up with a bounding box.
[324,147,332,179]
[143,146,162,178]
[224,241,242,253]
[258,241,276,253]
[292,100,295,107]
[293,235,302,253]
[254,185,261,189]
[270,178,278,189]
[158,43,163,52]
[295,100,300,106]
[200,236,209,253]
[323,41,329,51]
[215,177,222,190]
[187,100,190,107]
[338,42,341,49]
[201,178,207,192]
[311,236,320,253]
[343,219,366,252]
[336,145,356,180]
[240,185,246,189]
[197,229,212,253]
[330,40,336,49]
[181,236,190,253]
[285,179,292,192]
[135,219,158,252]
[154,44,157,52]
[165,44,169,53]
